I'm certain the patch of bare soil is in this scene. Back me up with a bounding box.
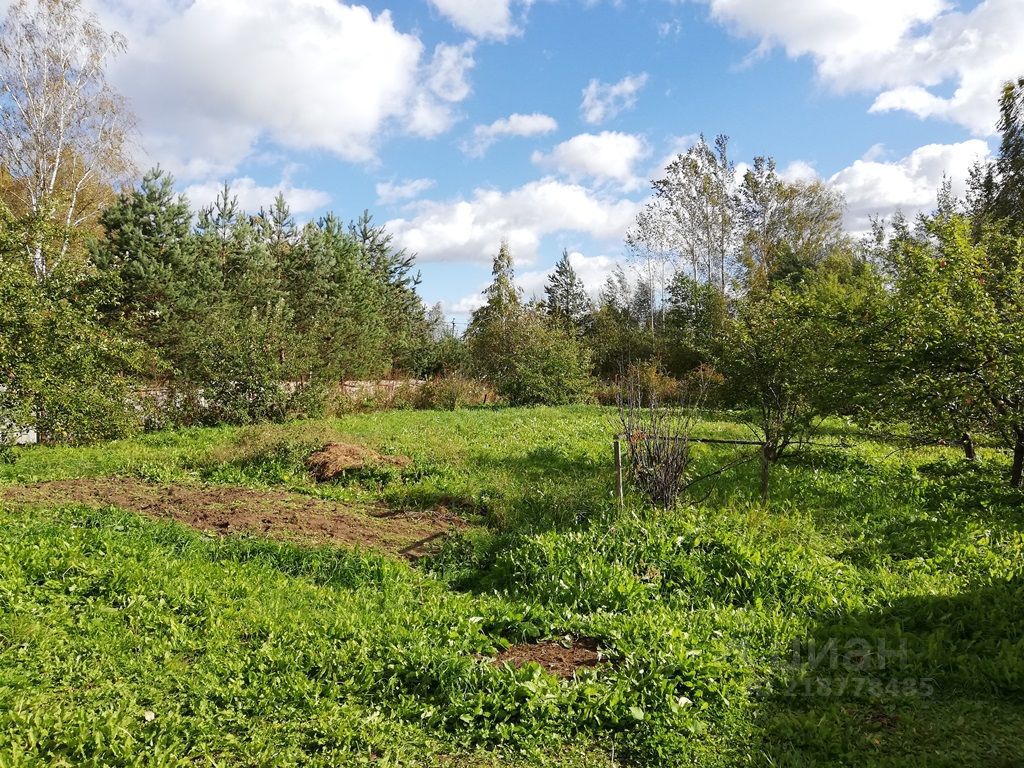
[306,442,411,482]
[1,477,461,559]
[492,637,604,679]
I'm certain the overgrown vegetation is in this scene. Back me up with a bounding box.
[2,407,1023,766]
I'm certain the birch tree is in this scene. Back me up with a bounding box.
[0,0,134,279]
[629,134,736,294]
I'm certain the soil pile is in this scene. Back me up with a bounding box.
[306,442,411,482]
[492,637,604,678]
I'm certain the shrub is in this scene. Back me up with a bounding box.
[469,310,593,406]
[622,361,680,406]
[329,380,422,414]
[416,375,495,410]
[0,250,143,446]
[618,364,718,508]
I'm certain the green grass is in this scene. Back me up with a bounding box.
[1,406,1023,766]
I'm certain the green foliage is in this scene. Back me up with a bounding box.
[88,171,437,427]
[0,205,143,446]
[736,157,849,290]
[348,209,432,375]
[718,288,821,453]
[91,166,193,333]
[490,312,593,406]
[663,273,726,374]
[544,249,591,326]
[586,266,657,379]
[873,212,1024,483]
[994,77,1024,227]
[468,244,593,406]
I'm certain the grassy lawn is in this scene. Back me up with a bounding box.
[1,406,1022,766]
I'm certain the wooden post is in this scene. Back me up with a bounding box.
[613,437,624,508]
[961,433,976,461]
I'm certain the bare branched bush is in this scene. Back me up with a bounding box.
[617,365,716,507]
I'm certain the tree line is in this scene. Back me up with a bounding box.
[463,76,1024,490]
[2,0,1024,492]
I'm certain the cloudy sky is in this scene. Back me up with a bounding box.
[35,0,1024,317]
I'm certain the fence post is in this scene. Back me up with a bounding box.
[613,437,624,508]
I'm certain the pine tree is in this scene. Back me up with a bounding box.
[544,249,591,324]
[349,209,429,373]
[469,240,521,332]
[92,167,192,331]
[262,193,297,248]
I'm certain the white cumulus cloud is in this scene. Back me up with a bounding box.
[828,139,991,232]
[376,178,437,205]
[386,179,641,264]
[532,131,650,190]
[426,0,527,40]
[580,73,649,125]
[703,0,1024,135]
[463,113,559,157]
[406,41,478,138]
[98,0,475,181]
[780,160,819,183]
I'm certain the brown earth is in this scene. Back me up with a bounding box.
[492,637,604,678]
[306,442,411,482]
[0,476,462,559]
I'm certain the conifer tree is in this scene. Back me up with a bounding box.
[467,241,522,383]
[469,240,521,333]
[92,167,192,334]
[544,249,591,325]
[349,209,429,374]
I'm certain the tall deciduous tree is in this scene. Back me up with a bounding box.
[1,199,142,445]
[735,157,848,290]
[630,134,736,292]
[0,0,135,278]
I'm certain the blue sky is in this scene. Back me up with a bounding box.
[44,0,1021,319]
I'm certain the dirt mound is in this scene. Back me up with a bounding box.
[492,637,604,678]
[306,443,411,482]
[1,477,459,559]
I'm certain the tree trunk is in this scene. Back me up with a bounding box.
[1012,437,1024,488]
[961,433,976,461]
[759,444,771,501]
[31,244,47,281]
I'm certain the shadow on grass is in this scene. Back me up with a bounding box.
[751,579,1024,767]
[376,445,616,533]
